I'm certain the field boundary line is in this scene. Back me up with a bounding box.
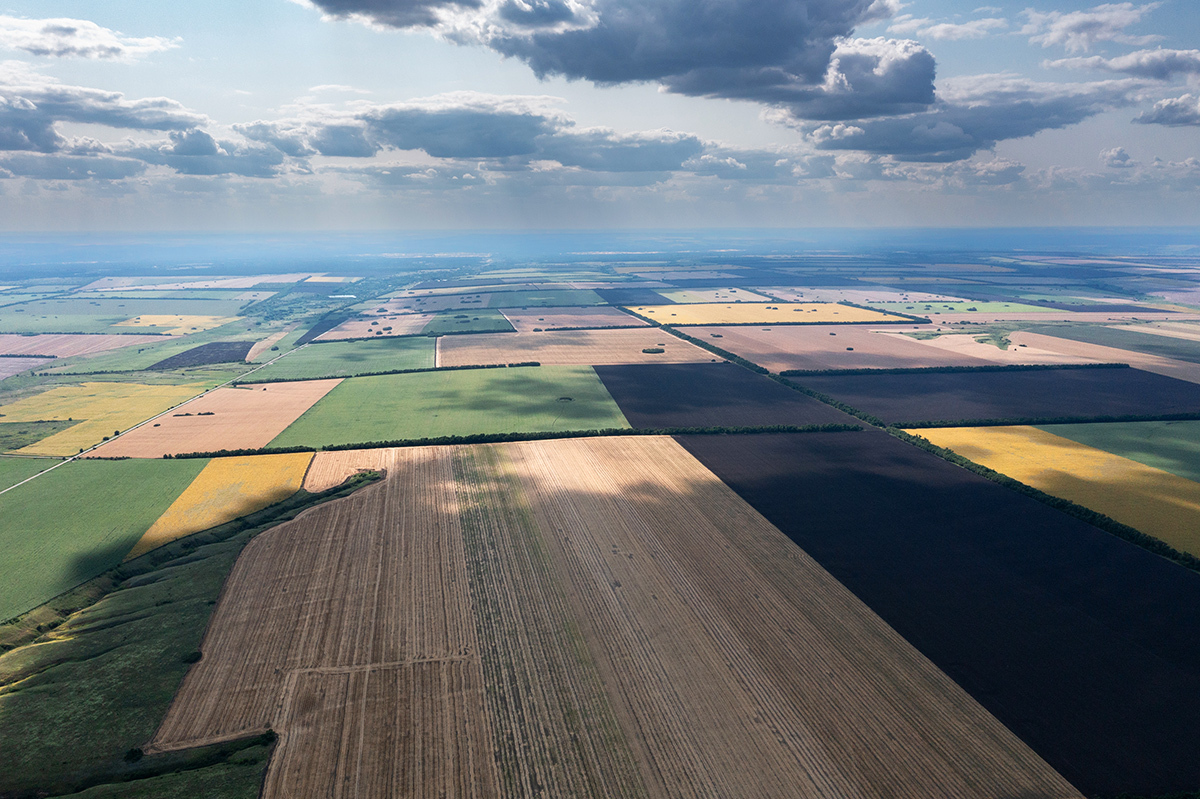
[778,362,1131,377]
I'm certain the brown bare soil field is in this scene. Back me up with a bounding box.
[436,328,711,367]
[1012,331,1200,385]
[501,306,647,332]
[245,325,296,361]
[89,379,341,457]
[0,333,164,358]
[158,439,1081,798]
[316,314,436,341]
[689,325,993,372]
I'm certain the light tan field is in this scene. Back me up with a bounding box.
[760,287,968,304]
[501,305,647,332]
[245,324,296,361]
[0,357,51,379]
[920,311,1200,324]
[156,438,1081,798]
[1011,331,1200,385]
[115,315,239,335]
[315,314,436,341]
[1121,322,1200,343]
[436,328,712,367]
[0,333,165,358]
[88,379,341,458]
[688,325,992,372]
[894,333,1094,365]
[88,274,320,291]
[127,453,313,559]
[912,426,1200,558]
[630,302,909,325]
[655,287,774,303]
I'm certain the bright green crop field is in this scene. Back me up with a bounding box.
[0,456,54,491]
[1038,420,1200,483]
[270,365,630,448]
[0,458,207,621]
[249,336,435,381]
[419,310,514,335]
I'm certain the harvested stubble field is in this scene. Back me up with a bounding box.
[0,333,165,358]
[898,333,1093,365]
[0,356,51,379]
[595,362,854,428]
[1011,331,1200,385]
[500,305,648,332]
[0,382,204,456]
[114,314,240,335]
[654,287,774,303]
[315,313,437,341]
[913,425,1200,558]
[435,328,710,367]
[155,438,1081,799]
[248,337,435,381]
[687,325,992,372]
[794,366,1200,425]
[1029,323,1200,364]
[89,379,341,458]
[679,430,1200,796]
[126,452,314,559]
[763,288,967,304]
[629,302,909,325]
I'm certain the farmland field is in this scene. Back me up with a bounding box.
[155,438,1081,798]
[1028,323,1200,363]
[688,325,994,372]
[419,309,515,335]
[913,425,1200,557]
[313,312,436,340]
[436,328,711,367]
[1011,331,1200,385]
[0,420,78,451]
[248,336,435,380]
[0,458,206,621]
[0,382,205,455]
[90,379,341,457]
[0,456,52,491]
[148,341,255,369]
[269,366,630,448]
[594,287,674,305]
[485,288,603,307]
[866,301,1053,314]
[654,287,774,303]
[793,366,1200,424]
[628,302,911,325]
[678,430,1200,796]
[0,356,51,378]
[114,314,239,335]
[595,362,855,427]
[1040,419,1200,481]
[127,452,313,559]
[501,305,647,331]
[0,333,165,358]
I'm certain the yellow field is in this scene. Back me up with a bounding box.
[127,452,313,559]
[912,426,1200,557]
[628,302,909,325]
[1,382,204,456]
[115,314,239,335]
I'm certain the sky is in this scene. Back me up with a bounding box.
[0,0,1197,230]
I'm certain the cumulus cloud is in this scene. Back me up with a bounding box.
[889,15,1007,41]
[0,16,178,60]
[0,152,145,179]
[1045,48,1200,80]
[1134,93,1200,126]
[1022,3,1161,53]
[295,0,483,29]
[1101,146,1135,167]
[803,75,1143,161]
[123,131,287,177]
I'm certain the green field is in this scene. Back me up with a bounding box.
[0,297,249,335]
[486,289,604,308]
[249,336,435,381]
[0,458,207,621]
[0,456,54,491]
[1028,324,1200,364]
[865,301,1053,314]
[1039,420,1200,483]
[47,321,265,374]
[0,420,78,452]
[420,310,514,335]
[270,365,630,448]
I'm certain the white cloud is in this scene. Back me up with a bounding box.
[1045,49,1200,81]
[1134,93,1200,126]
[1022,3,1161,53]
[889,15,1007,41]
[0,16,178,61]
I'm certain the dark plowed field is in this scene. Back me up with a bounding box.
[594,287,673,306]
[677,430,1200,797]
[147,341,254,370]
[793,366,1200,424]
[595,362,855,428]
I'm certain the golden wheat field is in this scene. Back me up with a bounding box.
[153,438,1081,798]
[628,302,909,325]
[435,327,711,367]
[0,382,204,456]
[912,426,1200,557]
[126,452,314,560]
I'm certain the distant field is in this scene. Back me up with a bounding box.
[127,452,313,559]
[794,367,1200,425]
[91,380,341,458]
[654,287,774,303]
[0,457,52,491]
[486,289,603,307]
[1011,331,1200,386]
[155,438,1079,798]
[0,420,78,451]
[115,314,239,335]
[914,425,1200,558]
[314,313,435,340]
[419,310,514,335]
[679,430,1200,796]
[0,382,205,456]
[1028,324,1200,364]
[436,328,710,367]
[0,458,206,621]
[270,366,629,448]
[1039,419,1200,482]
[148,341,255,370]
[0,357,51,379]
[628,302,910,325]
[0,296,246,335]
[501,305,647,332]
[0,333,165,358]
[867,301,1052,314]
[250,337,435,380]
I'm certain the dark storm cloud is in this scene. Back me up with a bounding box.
[306,0,481,28]
[538,129,703,172]
[361,104,555,157]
